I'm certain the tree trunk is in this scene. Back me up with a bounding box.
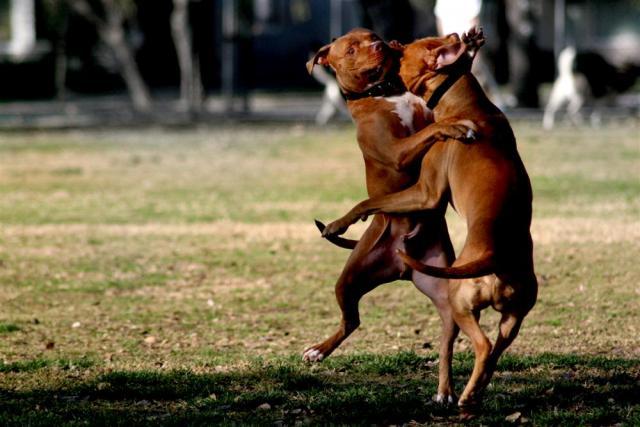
[505,0,541,108]
[171,0,202,113]
[67,0,152,112]
[53,11,69,101]
[101,5,151,111]
[54,32,68,101]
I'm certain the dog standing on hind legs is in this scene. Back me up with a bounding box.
[322,28,538,408]
[304,28,480,404]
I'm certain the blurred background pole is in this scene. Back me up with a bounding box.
[505,0,541,108]
[172,0,202,115]
[554,0,566,62]
[222,0,236,113]
[330,0,342,39]
[9,0,35,58]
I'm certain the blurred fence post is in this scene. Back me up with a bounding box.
[330,0,342,39]
[8,0,36,59]
[221,0,236,113]
[553,0,565,63]
[171,0,203,114]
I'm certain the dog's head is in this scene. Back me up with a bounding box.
[306,28,398,95]
[396,27,485,95]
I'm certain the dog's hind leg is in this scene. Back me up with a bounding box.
[567,91,585,127]
[449,284,493,408]
[302,273,374,361]
[410,219,459,404]
[543,82,569,130]
[303,216,402,362]
[476,311,523,391]
[479,274,537,388]
[435,308,459,403]
[454,309,492,408]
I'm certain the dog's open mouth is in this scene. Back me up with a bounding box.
[365,65,385,83]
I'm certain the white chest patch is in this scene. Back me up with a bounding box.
[382,92,430,135]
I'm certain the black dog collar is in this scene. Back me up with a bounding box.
[426,69,466,109]
[341,75,406,101]
[340,67,465,106]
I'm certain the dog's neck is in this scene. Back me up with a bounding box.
[341,73,406,101]
[425,69,467,109]
[424,73,496,120]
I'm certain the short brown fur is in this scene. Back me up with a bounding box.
[305,28,478,403]
[322,28,538,407]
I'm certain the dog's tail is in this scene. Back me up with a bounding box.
[315,220,358,250]
[397,250,494,279]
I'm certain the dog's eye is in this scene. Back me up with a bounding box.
[347,47,355,55]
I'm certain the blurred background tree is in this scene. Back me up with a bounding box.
[171,0,202,114]
[43,0,70,100]
[62,0,151,111]
[1,0,639,119]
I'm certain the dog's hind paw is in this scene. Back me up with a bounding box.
[434,393,456,405]
[302,348,325,362]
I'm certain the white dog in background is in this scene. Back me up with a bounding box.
[543,46,640,129]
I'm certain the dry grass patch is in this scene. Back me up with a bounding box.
[0,123,638,424]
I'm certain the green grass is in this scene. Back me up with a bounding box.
[0,323,20,334]
[0,353,637,426]
[0,122,639,425]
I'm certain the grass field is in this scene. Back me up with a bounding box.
[0,122,639,425]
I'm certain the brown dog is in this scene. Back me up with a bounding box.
[321,28,538,407]
[305,28,479,403]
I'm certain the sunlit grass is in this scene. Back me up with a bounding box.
[0,121,638,424]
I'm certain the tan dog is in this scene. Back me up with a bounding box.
[321,28,538,407]
[305,28,478,403]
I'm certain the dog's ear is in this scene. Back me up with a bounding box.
[388,40,405,52]
[306,43,331,74]
[444,32,461,43]
[434,41,468,71]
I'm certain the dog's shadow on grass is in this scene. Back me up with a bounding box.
[1,352,638,425]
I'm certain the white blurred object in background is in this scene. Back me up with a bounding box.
[5,0,36,60]
[434,0,481,35]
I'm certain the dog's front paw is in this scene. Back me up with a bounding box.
[321,219,350,238]
[451,119,480,143]
[462,26,485,53]
[439,123,476,143]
